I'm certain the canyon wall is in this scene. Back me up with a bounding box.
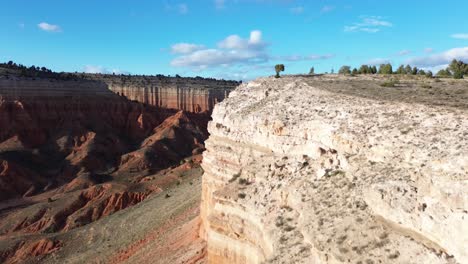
[0,76,238,113]
[85,75,238,113]
[201,76,467,263]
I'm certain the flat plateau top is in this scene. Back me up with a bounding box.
[296,74,468,110]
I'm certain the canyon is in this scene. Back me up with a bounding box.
[0,73,237,263]
[1,70,467,264]
[201,75,467,263]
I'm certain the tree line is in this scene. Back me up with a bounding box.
[274,59,467,79]
[337,59,467,79]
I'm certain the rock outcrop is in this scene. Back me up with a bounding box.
[201,76,467,263]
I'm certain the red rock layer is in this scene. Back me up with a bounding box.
[0,239,62,264]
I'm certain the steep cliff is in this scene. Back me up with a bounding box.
[85,75,238,113]
[201,75,467,263]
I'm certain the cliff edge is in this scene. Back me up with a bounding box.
[201,75,468,263]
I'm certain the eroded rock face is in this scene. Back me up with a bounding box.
[201,76,468,263]
[84,75,238,113]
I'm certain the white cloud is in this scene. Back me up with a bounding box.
[218,30,266,50]
[290,6,304,14]
[345,16,392,33]
[214,0,225,9]
[38,22,61,32]
[83,65,127,74]
[397,50,411,56]
[451,33,468,40]
[406,47,468,68]
[171,30,268,68]
[170,30,334,72]
[171,48,268,68]
[321,6,335,13]
[171,43,205,54]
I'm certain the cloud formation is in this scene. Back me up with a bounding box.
[171,43,205,54]
[38,22,61,32]
[170,30,335,72]
[406,47,468,68]
[451,33,468,40]
[345,16,392,33]
[171,30,269,68]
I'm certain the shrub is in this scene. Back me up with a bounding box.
[380,78,399,87]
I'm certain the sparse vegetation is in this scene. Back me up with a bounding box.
[380,78,399,87]
[332,60,468,80]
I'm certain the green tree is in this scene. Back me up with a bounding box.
[371,66,378,74]
[309,67,315,75]
[449,59,468,79]
[453,71,464,79]
[404,65,412,74]
[275,64,285,78]
[418,70,426,76]
[425,71,433,78]
[378,64,393,74]
[338,66,351,75]
[436,69,451,77]
[396,65,405,75]
[352,68,358,75]
[359,65,370,74]
[412,67,418,75]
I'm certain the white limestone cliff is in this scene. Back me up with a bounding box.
[201,75,468,263]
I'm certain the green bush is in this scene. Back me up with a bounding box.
[380,78,399,87]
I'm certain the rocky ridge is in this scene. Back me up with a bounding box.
[201,75,468,263]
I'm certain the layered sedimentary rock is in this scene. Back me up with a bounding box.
[85,75,238,113]
[201,76,467,263]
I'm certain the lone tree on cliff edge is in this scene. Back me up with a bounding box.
[275,64,285,78]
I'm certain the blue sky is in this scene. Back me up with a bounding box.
[1,0,468,80]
